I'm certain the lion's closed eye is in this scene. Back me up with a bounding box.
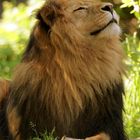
[73,7,88,12]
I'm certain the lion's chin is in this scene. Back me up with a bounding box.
[90,19,118,36]
[99,23,121,38]
[91,22,121,38]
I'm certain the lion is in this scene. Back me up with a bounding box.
[0,79,10,139]
[0,0,127,140]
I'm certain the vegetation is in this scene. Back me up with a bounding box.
[0,0,140,139]
[0,0,43,78]
[123,34,140,137]
[121,0,140,138]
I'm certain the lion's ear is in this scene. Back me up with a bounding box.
[36,4,58,27]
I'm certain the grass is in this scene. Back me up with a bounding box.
[31,131,56,140]
[123,34,140,138]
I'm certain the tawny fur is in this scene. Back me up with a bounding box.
[0,80,9,102]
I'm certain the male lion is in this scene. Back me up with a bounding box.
[0,0,127,140]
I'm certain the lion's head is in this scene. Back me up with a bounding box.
[6,0,126,139]
[36,0,120,40]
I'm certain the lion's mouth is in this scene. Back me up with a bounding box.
[90,18,118,36]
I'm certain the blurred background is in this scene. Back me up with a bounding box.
[0,0,140,139]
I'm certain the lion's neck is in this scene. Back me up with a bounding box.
[47,37,124,121]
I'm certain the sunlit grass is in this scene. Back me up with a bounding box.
[31,129,56,140]
[123,34,140,138]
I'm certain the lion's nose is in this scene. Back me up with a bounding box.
[101,3,113,14]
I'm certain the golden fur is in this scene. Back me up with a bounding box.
[0,80,9,103]
[0,0,127,140]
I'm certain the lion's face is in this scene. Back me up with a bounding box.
[66,0,120,38]
[37,0,121,42]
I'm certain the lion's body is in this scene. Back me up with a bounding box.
[0,0,127,140]
[8,38,125,139]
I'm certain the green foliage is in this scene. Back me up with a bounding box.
[120,0,140,138]
[0,0,43,78]
[121,0,140,26]
[31,130,56,140]
[0,45,19,78]
[0,2,31,78]
[29,123,56,140]
[123,34,140,138]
